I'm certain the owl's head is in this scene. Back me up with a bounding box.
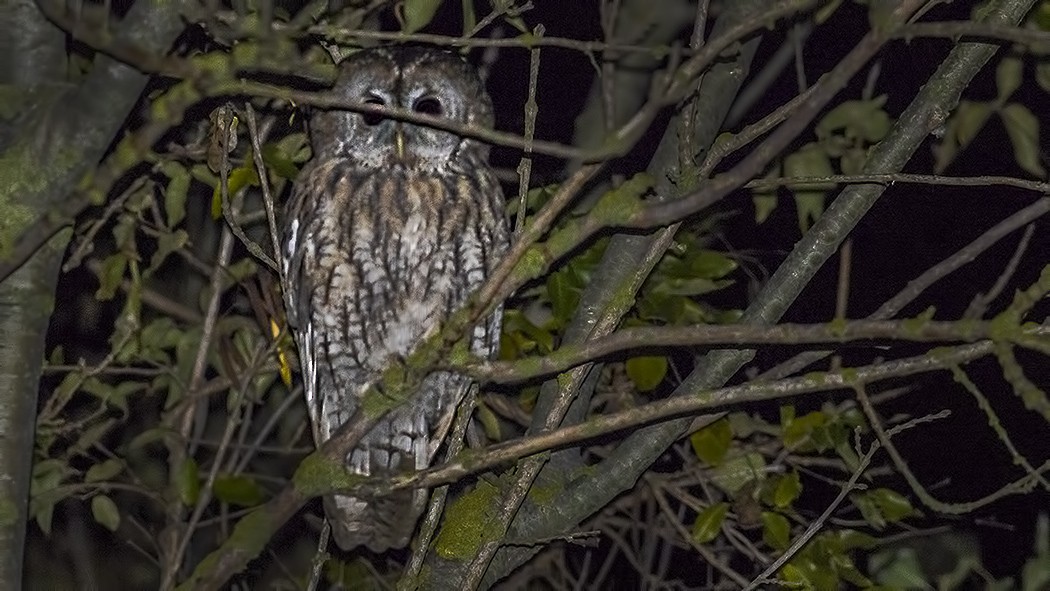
[309,46,495,170]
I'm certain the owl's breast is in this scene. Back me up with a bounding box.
[303,168,494,371]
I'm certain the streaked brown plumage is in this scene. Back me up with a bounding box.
[280,47,508,552]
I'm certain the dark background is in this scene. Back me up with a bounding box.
[39,0,1049,585]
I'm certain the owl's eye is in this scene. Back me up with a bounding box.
[362,96,386,126]
[412,97,442,116]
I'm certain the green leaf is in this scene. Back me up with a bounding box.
[1035,1,1050,30]
[546,270,581,326]
[210,165,259,219]
[460,0,476,33]
[997,56,1024,100]
[1036,61,1050,94]
[839,146,868,175]
[95,254,127,301]
[164,164,190,227]
[710,452,766,496]
[689,249,738,279]
[326,557,380,589]
[751,163,781,224]
[772,470,802,509]
[29,459,71,535]
[835,437,862,472]
[225,257,259,284]
[85,459,124,483]
[853,490,886,529]
[142,317,182,348]
[691,502,729,544]
[112,213,139,256]
[832,528,877,551]
[794,191,826,234]
[475,400,502,441]
[778,563,810,588]
[48,345,64,365]
[129,427,180,450]
[869,488,915,522]
[261,141,302,179]
[500,310,554,357]
[831,551,872,588]
[689,418,732,466]
[955,101,994,146]
[762,511,791,551]
[934,100,993,173]
[868,546,926,588]
[31,459,69,497]
[149,229,189,274]
[783,410,827,450]
[1001,103,1046,178]
[654,276,733,297]
[400,0,444,33]
[814,0,843,23]
[81,379,142,414]
[625,356,667,392]
[35,502,55,535]
[784,143,835,234]
[1023,514,1050,591]
[70,419,117,456]
[753,194,777,224]
[176,458,200,506]
[817,96,892,143]
[213,474,266,507]
[91,495,121,531]
[589,173,653,225]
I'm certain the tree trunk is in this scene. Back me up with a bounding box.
[0,0,186,586]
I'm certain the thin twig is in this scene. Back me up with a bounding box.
[457,319,1050,384]
[339,340,999,501]
[965,224,1035,319]
[746,172,1050,193]
[243,103,283,275]
[856,379,1049,515]
[160,125,240,591]
[63,176,146,272]
[743,410,951,590]
[401,384,481,585]
[305,522,330,591]
[218,107,278,272]
[758,197,1050,381]
[648,479,749,588]
[514,26,542,234]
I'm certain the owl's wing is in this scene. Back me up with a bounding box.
[423,187,510,461]
[280,186,326,446]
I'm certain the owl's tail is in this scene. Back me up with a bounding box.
[324,410,430,552]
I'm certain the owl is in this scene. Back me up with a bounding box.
[280,46,509,552]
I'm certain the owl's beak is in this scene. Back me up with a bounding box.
[394,126,406,161]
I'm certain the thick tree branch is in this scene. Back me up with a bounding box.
[467,0,1037,585]
[0,0,187,588]
[351,339,1002,500]
[435,0,779,586]
[457,320,1050,384]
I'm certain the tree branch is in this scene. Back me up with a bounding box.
[0,1,187,588]
[457,320,1050,384]
[466,0,1037,585]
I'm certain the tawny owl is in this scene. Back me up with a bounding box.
[280,46,508,552]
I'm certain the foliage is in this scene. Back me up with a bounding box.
[7,0,1050,589]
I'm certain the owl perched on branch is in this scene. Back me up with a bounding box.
[280,46,509,552]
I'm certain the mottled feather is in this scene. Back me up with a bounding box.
[281,46,508,552]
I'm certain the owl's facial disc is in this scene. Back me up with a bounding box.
[311,47,493,170]
[344,86,460,168]
[395,84,465,168]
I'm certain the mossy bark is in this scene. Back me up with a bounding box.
[0,0,186,587]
